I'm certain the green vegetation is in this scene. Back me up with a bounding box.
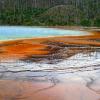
[39,5,83,26]
[0,0,100,26]
[80,20,91,27]
[0,8,46,25]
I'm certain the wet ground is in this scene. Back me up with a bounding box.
[0,29,100,100]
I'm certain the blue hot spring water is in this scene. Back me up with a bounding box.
[0,26,89,41]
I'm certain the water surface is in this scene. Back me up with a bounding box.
[0,26,89,41]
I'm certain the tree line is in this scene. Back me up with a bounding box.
[0,0,100,26]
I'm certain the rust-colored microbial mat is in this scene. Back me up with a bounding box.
[0,30,100,100]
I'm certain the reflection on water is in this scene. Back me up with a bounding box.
[0,28,100,100]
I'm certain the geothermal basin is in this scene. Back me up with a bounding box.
[0,26,100,100]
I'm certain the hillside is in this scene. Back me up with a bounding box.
[39,5,82,25]
[0,0,100,26]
